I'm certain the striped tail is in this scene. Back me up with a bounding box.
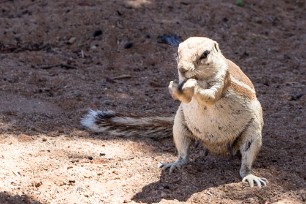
[80,110,173,138]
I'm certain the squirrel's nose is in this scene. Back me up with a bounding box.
[178,66,188,74]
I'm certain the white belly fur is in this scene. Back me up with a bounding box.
[181,91,258,151]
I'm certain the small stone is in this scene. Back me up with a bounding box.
[90,45,97,50]
[68,37,76,44]
[34,181,42,188]
[289,93,303,101]
[71,159,79,163]
[99,153,106,156]
[68,180,75,184]
[124,42,133,49]
[93,29,102,37]
[157,34,181,47]
[87,156,93,160]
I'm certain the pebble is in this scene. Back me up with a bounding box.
[90,45,97,50]
[67,37,76,44]
[93,29,102,37]
[124,42,133,49]
[34,181,42,188]
[71,159,79,163]
[288,93,303,101]
[157,34,181,47]
[68,180,75,184]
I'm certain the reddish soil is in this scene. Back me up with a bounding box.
[0,0,305,203]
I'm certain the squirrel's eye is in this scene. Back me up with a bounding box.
[199,50,210,60]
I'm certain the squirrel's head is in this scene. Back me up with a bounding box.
[177,37,225,81]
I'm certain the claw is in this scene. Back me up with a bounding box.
[158,157,187,173]
[242,174,268,188]
[157,162,164,169]
[158,162,179,173]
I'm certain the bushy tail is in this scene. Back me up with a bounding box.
[80,110,173,138]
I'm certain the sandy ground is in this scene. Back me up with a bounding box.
[0,0,305,203]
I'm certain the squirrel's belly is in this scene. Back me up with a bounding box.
[182,97,252,145]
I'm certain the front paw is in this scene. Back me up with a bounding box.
[179,78,197,91]
[168,79,197,103]
[195,89,216,103]
[168,81,179,100]
[179,78,197,99]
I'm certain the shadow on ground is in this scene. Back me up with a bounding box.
[132,157,240,203]
[0,192,41,204]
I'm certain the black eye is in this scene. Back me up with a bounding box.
[200,50,210,60]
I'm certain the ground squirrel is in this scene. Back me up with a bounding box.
[81,37,267,188]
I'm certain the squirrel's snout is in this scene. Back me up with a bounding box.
[178,63,194,74]
[178,66,188,74]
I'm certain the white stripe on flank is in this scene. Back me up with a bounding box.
[230,76,256,94]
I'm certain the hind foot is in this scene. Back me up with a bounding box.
[242,174,268,188]
[158,157,188,173]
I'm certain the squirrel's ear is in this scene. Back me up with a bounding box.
[214,42,220,52]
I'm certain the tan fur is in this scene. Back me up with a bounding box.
[164,37,268,187]
[229,80,256,100]
[226,60,257,100]
[227,59,255,90]
[81,37,268,188]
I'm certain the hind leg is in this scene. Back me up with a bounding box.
[159,107,193,173]
[239,121,268,187]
